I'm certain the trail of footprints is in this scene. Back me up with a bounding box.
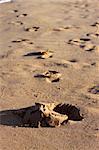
[67,21,99,52]
[9,12,99,92]
[68,38,99,52]
[0,9,99,129]
[11,9,39,32]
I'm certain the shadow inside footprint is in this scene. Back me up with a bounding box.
[13,9,18,13]
[54,104,83,121]
[24,52,42,57]
[69,59,78,63]
[80,38,91,41]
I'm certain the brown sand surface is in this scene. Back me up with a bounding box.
[0,0,99,149]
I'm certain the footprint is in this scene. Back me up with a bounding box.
[83,42,96,51]
[87,21,99,38]
[90,62,96,66]
[53,25,79,32]
[55,60,79,69]
[24,50,53,59]
[16,14,28,18]
[10,21,23,26]
[67,38,98,52]
[84,44,99,52]
[0,102,83,128]
[68,38,85,46]
[68,59,78,63]
[12,39,29,43]
[12,9,18,13]
[68,37,90,46]
[53,25,73,31]
[54,62,68,68]
[86,32,99,38]
[88,85,99,94]
[34,70,62,83]
[24,26,40,32]
[12,39,34,46]
[91,21,99,27]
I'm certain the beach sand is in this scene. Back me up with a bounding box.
[0,0,99,149]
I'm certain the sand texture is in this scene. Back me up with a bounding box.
[0,0,99,149]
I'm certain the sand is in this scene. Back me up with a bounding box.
[0,0,99,149]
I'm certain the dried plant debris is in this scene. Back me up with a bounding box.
[88,85,99,94]
[35,70,61,83]
[24,50,53,59]
[0,102,83,128]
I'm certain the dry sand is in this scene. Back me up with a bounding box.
[0,0,99,149]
